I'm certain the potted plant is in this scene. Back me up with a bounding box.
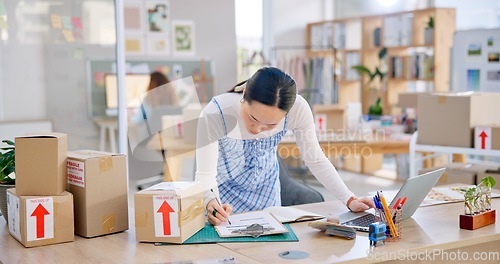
[424,16,434,45]
[352,47,387,118]
[0,140,15,223]
[352,47,387,91]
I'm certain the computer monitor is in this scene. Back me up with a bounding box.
[104,74,151,115]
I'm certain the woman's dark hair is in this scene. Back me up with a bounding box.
[148,71,170,91]
[229,67,296,112]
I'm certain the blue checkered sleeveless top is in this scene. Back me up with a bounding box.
[212,98,288,213]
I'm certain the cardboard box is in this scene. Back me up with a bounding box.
[419,163,499,185]
[312,104,345,132]
[418,93,500,147]
[15,133,67,196]
[67,150,129,238]
[6,189,74,248]
[475,126,500,150]
[398,92,429,109]
[135,181,205,244]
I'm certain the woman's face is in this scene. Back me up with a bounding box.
[240,97,287,135]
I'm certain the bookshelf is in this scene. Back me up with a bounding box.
[306,8,456,114]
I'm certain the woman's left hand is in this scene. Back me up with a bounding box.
[348,197,375,212]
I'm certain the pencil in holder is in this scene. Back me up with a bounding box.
[385,208,402,242]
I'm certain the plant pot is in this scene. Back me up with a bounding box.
[0,183,14,224]
[424,28,434,45]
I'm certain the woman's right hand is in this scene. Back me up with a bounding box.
[206,199,233,226]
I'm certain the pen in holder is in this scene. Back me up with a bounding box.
[384,208,402,242]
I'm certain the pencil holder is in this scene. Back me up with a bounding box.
[385,209,402,242]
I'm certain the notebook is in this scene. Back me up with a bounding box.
[263,206,326,223]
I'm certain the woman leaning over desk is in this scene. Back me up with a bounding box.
[195,67,374,226]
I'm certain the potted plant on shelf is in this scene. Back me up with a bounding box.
[0,140,15,223]
[352,47,387,119]
[351,47,387,91]
[424,16,434,45]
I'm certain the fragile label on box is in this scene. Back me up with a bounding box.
[26,197,54,241]
[7,191,21,241]
[153,195,180,237]
[67,159,85,187]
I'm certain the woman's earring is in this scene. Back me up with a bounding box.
[240,97,245,103]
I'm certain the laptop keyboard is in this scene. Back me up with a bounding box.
[341,214,379,227]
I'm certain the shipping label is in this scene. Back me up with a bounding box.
[67,159,85,187]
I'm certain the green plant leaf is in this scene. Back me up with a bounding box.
[378,47,387,60]
[1,140,14,146]
[0,147,14,150]
[480,176,496,188]
[2,165,14,177]
[352,65,372,77]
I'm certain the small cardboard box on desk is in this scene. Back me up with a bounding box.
[418,92,500,147]
[135,181,205,244]
[6,189,74,247]
[67,150,129,238]
[15,133,67,196]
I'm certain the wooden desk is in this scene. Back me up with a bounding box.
[221,199,500,263]
[1,198,499,263]
[0,207,258,264]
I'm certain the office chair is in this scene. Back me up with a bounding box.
[278,155,324,206]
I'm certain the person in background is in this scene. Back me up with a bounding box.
[144,71,178,106]
[195,67,374,226]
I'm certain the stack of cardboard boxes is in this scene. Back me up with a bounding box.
[6,133,129,248]
[8,133,74,247]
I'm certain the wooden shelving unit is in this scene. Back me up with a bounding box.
[306,8,456,115]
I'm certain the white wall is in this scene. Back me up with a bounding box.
[0,0,237,150]
[1,45,46,120]
[334,0,430,19]
[269,0,324,47]
[435,0,500,30]
[169,0,237,94]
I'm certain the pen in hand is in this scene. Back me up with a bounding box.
[211,189,232,225]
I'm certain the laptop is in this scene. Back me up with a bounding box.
[339,168,445,232]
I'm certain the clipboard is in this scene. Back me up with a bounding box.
[214,211,289,238]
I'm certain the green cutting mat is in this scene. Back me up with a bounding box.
[156,223,299,245]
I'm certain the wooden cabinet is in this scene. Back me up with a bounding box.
[306,8,456,115]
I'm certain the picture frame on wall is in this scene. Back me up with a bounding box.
[124,1,144,35]
[172,20,196,56]
[125,36,145,55]
[147,36,170,55]
[146,0,170,35]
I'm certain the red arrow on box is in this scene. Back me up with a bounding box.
[31,203,50,239]
[318,117,324,130]
[479,131,488,149]
[157,200,175,235]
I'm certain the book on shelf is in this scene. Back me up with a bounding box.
[390,53,434,80]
